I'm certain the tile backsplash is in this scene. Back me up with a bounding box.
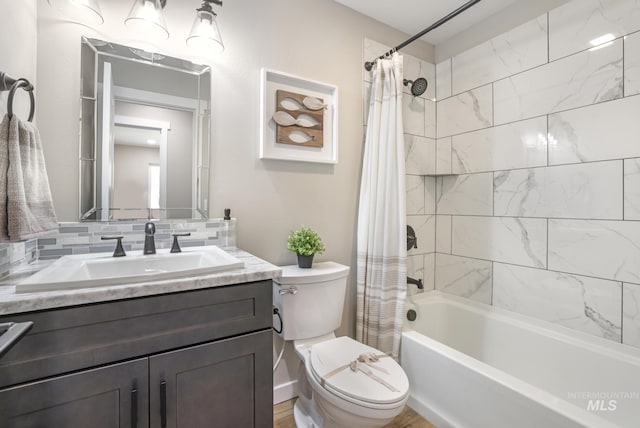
[430,0,640,349]
[0,218,236,277]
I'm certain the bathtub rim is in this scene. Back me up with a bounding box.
[406,291,640,362]
[402,291,640,428]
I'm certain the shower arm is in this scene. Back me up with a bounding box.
[364,0,482,71]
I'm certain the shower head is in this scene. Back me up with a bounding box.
[403,77,428,97]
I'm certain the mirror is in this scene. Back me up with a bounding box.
[79,37,211,221]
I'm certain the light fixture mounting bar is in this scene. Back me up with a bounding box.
[197,0,222,14]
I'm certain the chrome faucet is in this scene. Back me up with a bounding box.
[143,221,156,255]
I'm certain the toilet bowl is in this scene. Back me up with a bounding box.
[273,262,409,428]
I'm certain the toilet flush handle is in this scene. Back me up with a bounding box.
[279,286,298,295]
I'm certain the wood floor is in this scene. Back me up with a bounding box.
[273,399,436,428]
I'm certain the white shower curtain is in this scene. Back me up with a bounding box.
[356,53,407,359]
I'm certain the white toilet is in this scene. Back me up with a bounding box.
[273,262,409,428]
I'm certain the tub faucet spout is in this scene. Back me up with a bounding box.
[144,221,156,255]
[407,276,423,290]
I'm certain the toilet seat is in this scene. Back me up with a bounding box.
[308,336,409,408]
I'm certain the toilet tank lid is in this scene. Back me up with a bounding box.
[274,262,350,285]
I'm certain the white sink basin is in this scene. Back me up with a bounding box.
[16,246,244,293]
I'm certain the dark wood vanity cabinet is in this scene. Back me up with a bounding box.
[0,358,149,428]
[0,280,273,428]
[150,330,272,428]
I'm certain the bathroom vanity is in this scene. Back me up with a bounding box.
[0,249,279,428]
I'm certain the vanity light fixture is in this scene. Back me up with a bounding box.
[47,0,104,26]
[125,0,170,40]
[186,0,224,54]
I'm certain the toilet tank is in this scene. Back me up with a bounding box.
[273,262,350,341]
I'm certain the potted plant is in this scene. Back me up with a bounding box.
[287,226,325,268]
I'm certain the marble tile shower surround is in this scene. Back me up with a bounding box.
[452,116,548,174]
[436,84,493,138]
[0,219,236,279]
[493,161,623,219]
[435,253,492,304]
[625,30,640,96]
[451,14,548,95]
[492,263,622,341]
[623,282,640,348]
[425,0,640,349]
[548,0,640,61]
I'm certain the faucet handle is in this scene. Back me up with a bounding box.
[101,236,126,257]
[170,233,191,253]
[145,221,156,235]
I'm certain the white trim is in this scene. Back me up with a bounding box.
[274,380,299,405]
[113,86,200,111]
[101,62,113,221]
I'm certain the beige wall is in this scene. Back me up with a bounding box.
[0,0,37,119]
[113,144,159,212]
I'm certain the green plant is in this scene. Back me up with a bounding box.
[287,226,326,256]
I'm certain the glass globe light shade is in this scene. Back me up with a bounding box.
[125,0,170,40]
[186,9,224,54]
[47,0,104,26]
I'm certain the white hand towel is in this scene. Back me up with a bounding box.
[0,114,58,241]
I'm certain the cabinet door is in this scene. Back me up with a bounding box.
[150,330,272,428]
[0,358,149,428]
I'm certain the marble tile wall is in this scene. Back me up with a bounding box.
[435,253,492,304]
[364,38,437,290]
[452,117,548,174]
[436,84,492,138]
[548,0,640,61]
[493,39,623,125]
[431,0,640,349]
[451,14,548,95]
[625,31,640,96]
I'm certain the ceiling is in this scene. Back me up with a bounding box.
[333,0,523,46]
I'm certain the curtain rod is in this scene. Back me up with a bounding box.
[364,0,482,71]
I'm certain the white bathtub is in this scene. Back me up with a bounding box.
[400,291,640,428]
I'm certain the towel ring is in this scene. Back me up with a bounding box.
[7,78,35,122]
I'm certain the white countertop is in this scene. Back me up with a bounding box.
[0,248,281,315]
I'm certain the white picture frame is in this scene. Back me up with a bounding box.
[259,68,338,164]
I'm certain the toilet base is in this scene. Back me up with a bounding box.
[292,347,406,428]
[293,394,323,428]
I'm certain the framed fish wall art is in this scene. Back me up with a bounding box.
[260,68,338,164]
